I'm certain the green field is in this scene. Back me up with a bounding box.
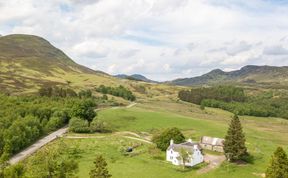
[23,100,288,178]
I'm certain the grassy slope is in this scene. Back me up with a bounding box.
[24,100,288,178]
[0,34,183,98]
[97,102,288,178]
[0,34,114,94]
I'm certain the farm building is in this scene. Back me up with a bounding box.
[166,139,204,167]
[200,136,224,152]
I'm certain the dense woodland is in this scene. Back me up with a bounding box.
[178,86,246,104]
[95,85,136,101]
[0,87,114,162]
[178,86,288,119]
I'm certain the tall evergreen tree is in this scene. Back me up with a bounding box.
[266,147,288,178]
[223,114,248,162]
[90,155,111,178]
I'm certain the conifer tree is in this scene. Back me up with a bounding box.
[90,155,111,178]
[266,147,288,178]
[223,114,248,162]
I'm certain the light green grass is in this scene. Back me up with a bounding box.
[95,106,288,178]
[24,102,288,178]
[98,107,227,138]
[64,136,205,178]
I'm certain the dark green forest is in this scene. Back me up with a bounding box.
[178,86,288,119]
[178,86,246,104]
[0,88,114,162]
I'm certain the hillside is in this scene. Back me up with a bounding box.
[170,65,288,88]
[114,74,158,83]
[0,34,181,98]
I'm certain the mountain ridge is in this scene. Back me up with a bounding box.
[114,74,158,83]
[170,65,288,87]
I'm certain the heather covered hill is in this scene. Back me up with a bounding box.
[0,34,180,98]
[0,34,117,94]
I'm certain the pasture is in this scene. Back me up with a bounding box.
[23,100,288,178]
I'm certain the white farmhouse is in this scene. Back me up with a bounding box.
[166,139,204,167]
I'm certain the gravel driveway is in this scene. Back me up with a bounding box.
[197,154,226,174]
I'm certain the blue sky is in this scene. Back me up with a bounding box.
[1,0,288,81]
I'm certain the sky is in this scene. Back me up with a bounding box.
[1,0,288,81]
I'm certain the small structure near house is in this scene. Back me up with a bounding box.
[166,139,204,167]
[200,136,224,152]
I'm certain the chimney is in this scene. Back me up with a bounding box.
[170,139,174,145]
[188,138,192,143]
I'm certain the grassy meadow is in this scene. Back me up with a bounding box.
[23,100,288,178]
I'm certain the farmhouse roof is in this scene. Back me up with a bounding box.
[167,141,200,152]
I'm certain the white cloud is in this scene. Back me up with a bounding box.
[1,0,288,81]
[263,45,288,55]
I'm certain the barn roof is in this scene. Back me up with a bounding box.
[200,136,224,146]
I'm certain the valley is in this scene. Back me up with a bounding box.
[19,100,288,178]
[0,34,288,178]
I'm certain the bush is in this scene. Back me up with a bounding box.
[78,90,92,98]
[39,86,77,97]
[148,145,163,160]
[45,117,64,132]
[90,119,111,133]
[102,94,108,100]
[69,118,90,133]
[3,163,24,178]
[152,127,185,151]
[71,99,97,123]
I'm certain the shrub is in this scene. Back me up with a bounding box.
[90,119,111,133]
[152,127,185,151]
[69,118,90,133]
[71,99,97,123]
[45,117,64,132]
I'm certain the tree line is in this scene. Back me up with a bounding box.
[201,98,288,118]
[95,85,136,101]
[178,86,245,105]
[178,86,288,119]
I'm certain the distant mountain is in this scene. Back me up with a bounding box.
[0,34,113,94]
[0,34,105,75]
[114,74,158,83]
[170,65,288,87]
